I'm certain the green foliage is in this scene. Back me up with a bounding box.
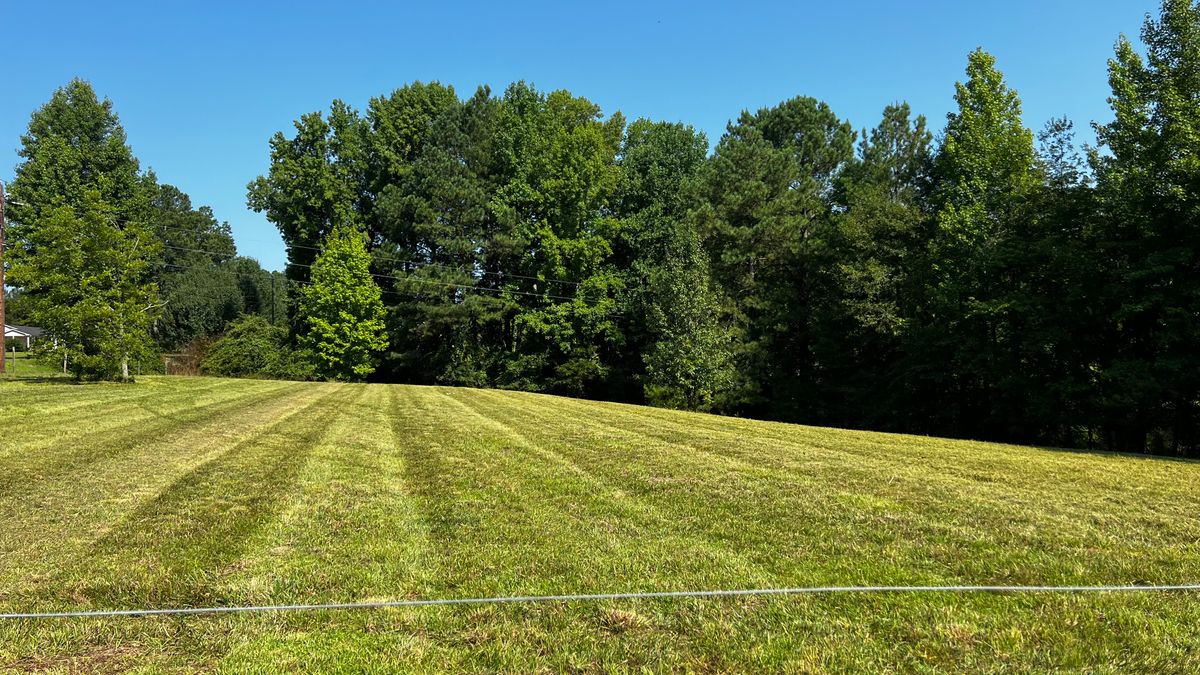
[7,79,148,231]
[1087,0,1200,452]
[613,119,732,409]
[151,182,237,269]
[155,257,285,351]
[298,225,388,381]
[935,49,1038,244]
[7,79,257,374]
[7,194,161,380]
[490,84,626,394]
[246,100,371,284]
[833,103,931,338]
[5,80,165,380]
[155,265,244,349]
[697,96,855,416]
[804,103,934,428]
[2,288,35,326]
[201,314,314,380]
[643,223,733,411]
[374,84,511,387]
[913,49,1042,437]
[240,3,1200,456]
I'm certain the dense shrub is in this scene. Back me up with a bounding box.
[201,315,315,381]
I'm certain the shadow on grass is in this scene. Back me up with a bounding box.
[0,373,162,385]
[1028,441,1200,465]
[0,375,83,385]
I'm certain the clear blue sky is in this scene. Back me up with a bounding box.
[2,0,1161,271]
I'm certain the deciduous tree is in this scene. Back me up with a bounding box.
[298,224,388,381]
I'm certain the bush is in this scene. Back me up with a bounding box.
[201,315,315,380]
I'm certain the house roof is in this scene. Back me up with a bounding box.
[4,324,44,338]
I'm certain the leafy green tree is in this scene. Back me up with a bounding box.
[6,79,150,229]
[298,224,388,380]
[2,289,35,326]
[643,222,733,410]
[614,119,729,407]
[146,182,246,348]
[246,101,371,288]
[1089,0,1200,453]
[489,83,626,395]
[934,50,1038,243]
[833,103,932,338]
[814,103,934,429]
[919,49,1039,437]
[156,265,245,349]
[7,193,161,380]
[226,258,289,324]
[6,80,162,380]
[368,81,463,187]
[1010,118,1102,447]
[151,182,237,268]
[372,85,509,387]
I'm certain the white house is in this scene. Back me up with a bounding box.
[3,324,44,350]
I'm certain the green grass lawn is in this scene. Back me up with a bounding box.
[0,377,1197,672]
[0,351,62,379]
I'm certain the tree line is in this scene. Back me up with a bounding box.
[3,80,288,377]
[246,2,1200,456]
[6,1,1200,457]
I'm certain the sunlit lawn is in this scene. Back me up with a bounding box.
[0,351,61,379]
[0,376,1197,672]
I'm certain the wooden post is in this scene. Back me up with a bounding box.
[1,180,7,376]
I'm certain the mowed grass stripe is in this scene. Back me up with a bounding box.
[222,384,436,605]
[38,382,352,610]
[435,389,790,584]
[0,374,302,492]
[453,388,1200,587]
[448,388,875,584]
[214,385,449,670]
[0,378,295,471]
[0,381,338,599]
[394,388,782,596]
[0,378,241,458]
[0,381,1199,672]
[559,392,1197,502]
[338,387,1200,672]
[0,377,238,435]
[529,390,1200,551]
[0,379,250,452]
[245,385,782,673]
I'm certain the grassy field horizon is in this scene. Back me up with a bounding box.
[1,376,1198,672]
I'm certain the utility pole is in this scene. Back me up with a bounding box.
[1,180,7,376]
[271,274,276,325]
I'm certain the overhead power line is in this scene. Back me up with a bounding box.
[160,262,585,312]
[150,222,585,289]
[7,213,586,291]
[0,181,7,375]
[159,243,590,302]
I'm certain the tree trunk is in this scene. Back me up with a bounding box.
[121,354,130,382]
